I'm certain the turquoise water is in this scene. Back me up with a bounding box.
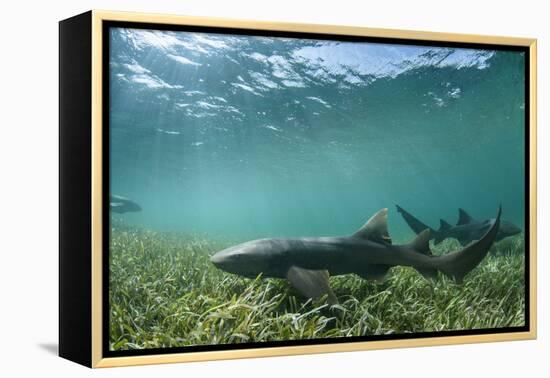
[109,27,525,243]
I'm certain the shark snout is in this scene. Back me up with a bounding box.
[130,203,142,212]
[510,224,522,235]
[509,226,521,236]
[210,246,241,271]
[211,240,270,277]
[210,252,227,267]
[500,220,522,237]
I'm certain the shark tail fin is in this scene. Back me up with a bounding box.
[396,205,435,236]
[437,206,501,283]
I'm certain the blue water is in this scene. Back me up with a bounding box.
[109,27,525,243]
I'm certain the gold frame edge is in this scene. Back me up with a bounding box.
[94,331,534,368]
[528,40,537,338]
[89,9,537,368]
[92,9,536,46]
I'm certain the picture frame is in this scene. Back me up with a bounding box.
[59,10,537,368]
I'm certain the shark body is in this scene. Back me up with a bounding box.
[110,194,142,214]
[396,205,520,246]
[211,207,501,304]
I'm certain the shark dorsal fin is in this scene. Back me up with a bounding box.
[439,219,451,231]
[407,229,432,256]
[457,208,474,225]
[353,208,392,244]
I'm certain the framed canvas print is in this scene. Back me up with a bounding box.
[59,10,537,368]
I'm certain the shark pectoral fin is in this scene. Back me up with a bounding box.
[353,208,392,244]
[357,264,390,282]
[417,268,438,280]
[286,266,338,305]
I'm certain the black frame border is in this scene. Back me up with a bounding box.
[59,11,94,367]
[101,20,531,359]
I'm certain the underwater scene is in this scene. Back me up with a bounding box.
[108,26,526,352]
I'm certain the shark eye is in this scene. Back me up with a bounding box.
[234,252,249,260]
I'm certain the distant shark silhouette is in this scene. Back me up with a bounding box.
[211,207,501,304]
[396,204,520,246]
[110,195,142,214]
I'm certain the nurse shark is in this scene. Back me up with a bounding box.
[110,194,142,214]
[211,207,501,304]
